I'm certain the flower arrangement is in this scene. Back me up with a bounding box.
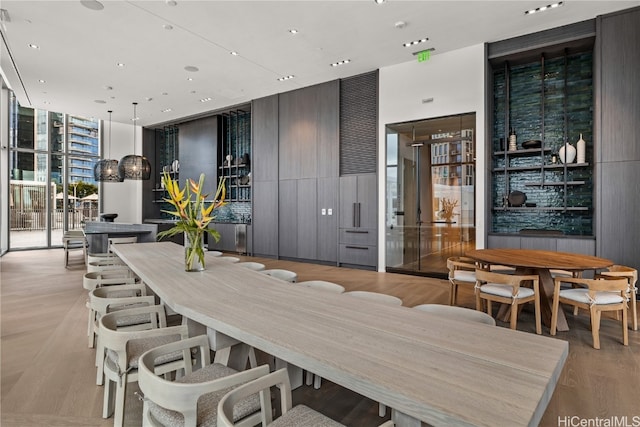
[156,171,226,271]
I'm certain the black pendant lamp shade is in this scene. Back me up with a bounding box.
[118,102,151,180]
[94,110,124,182]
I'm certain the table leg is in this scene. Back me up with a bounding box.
[537,268,569,332]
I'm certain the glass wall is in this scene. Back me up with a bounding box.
[385,113,476,277]
[8,96,101,249]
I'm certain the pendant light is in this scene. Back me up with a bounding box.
[118,102,151,180]
[93,110,123,182]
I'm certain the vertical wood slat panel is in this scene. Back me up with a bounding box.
[340,71,378,175]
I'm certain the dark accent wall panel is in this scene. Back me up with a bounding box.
[252,180,278,257]
[178,116,218,197]
[340,71,378,175]
[596,7,640,271]
[252,95,279,182]
[317,80,340,178]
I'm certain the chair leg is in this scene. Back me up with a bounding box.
[103,377,115,418]
[631,289,638,331]
[96,342,105,385]
[113,378,127,427]
[509,303,518,330]
[590,306,601,350]
[533,294,542,335]
[622,306,629,346]
[313,374,322,390]
[379,403,387,417]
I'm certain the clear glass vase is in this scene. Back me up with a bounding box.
[184,231,205,272]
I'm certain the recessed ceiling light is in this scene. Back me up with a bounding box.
[163,24,173,30]
[162,92,169,96]
[200,97,212,103]
[28,43,39,49]
[525,2,563,15]
[187,77,193,81]
[230,51,239,56]
[330,59,351,67]
[80,0,104,11]
[184,65,199,72]
[116,62,125,67]
[161,108,172,113]
[166,0,177,6]
[94,99,106,104]
[145,97,153,102]
[38,79,45,83]
[403,37,429,47]
[278,75,295,81]
[289,29,298,34]
[374,0,386,4]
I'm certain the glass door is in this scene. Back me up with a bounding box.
[385,113,476,277]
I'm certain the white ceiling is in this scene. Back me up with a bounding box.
[1,0,638,127]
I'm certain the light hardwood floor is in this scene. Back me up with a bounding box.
[1,249,638,427]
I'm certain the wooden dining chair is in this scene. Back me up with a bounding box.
[551,276,629,349]
[596,265,638,331]
[138,335,269,427]
[447,256,478,306]
[475,269,542,334]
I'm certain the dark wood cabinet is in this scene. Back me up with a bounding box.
[339,174,377,268]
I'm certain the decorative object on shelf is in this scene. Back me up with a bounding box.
[94,110,123,182]
[438,197,458,222]
[156,171,226,271]
[522,139,542,149]
[508,190,527,207]
[508,128,517,151]
[558,142,576,164]
[171,159,179,173]
[576,133,586,164]
[225,155,233,166]
[119,102,152,180]
[242,153,250,166]
[551,153,558,164]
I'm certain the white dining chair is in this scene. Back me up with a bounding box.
[261,269,298,283]
[138,335,269,427]
[98,305,189,427]
[413,303,496,326]
[236,261,266,271]
[217,368,346,427]
[62,230,88,267]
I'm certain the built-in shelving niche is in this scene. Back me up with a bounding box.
[491,48,594,236]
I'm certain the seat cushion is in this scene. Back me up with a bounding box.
[480,283,534,299]
[453,270,476,282]
[106,334,182,370]
[148,363,260,427]
[559,289,625,305]
[270,405,345,427]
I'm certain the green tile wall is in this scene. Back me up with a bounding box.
[491,51,593,236]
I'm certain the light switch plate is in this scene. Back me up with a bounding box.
[328,208,332,215]
[321,208,326,215]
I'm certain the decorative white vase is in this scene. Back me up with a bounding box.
[576,133,586,164]
[559,143,576,164]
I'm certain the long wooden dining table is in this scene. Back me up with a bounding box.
[466,249,613,332]
[113,242,568,427]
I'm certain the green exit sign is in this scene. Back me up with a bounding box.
[417,50,431,62]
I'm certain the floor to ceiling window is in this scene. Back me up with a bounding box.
[8,95,101,250]
[385,113,476,278]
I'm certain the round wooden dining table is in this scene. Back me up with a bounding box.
[465,249,613,332]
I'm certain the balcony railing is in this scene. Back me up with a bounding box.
[10,208,98,230]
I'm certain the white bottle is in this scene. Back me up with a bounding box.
[576,133,586,164]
